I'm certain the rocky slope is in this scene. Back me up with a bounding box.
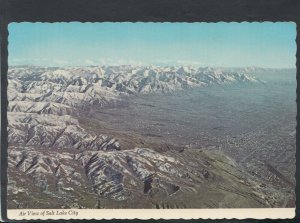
[9,146,284,209]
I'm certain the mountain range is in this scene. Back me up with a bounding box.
[8,65,291,209]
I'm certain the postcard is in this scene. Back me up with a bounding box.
[5,22,296,220]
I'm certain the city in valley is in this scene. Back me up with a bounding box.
[7,65,296,209]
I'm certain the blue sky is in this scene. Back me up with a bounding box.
[8,22,296,68]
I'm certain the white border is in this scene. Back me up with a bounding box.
[7,208,295,220]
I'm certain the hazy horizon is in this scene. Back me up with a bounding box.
[8,63,297,70]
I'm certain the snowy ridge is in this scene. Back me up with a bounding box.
[8,112,120,151]
[8,65,259,107]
